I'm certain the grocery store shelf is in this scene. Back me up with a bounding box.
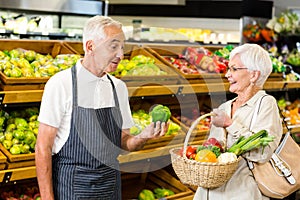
[0,166,36,183]
[0,81,299,104]
[0,90,44,105]
[263,81,300,90]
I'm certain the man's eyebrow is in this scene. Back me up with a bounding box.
[111,39,121,43]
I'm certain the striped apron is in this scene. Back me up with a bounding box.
[52,66,123,200]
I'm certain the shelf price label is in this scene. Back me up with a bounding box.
[42,31,49,35]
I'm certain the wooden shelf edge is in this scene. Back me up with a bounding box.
[0,90,44,104]
[0,81,298,102]
[0,166,36,183]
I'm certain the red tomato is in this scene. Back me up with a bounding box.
[186,146,197,159]
[178,146,197,159]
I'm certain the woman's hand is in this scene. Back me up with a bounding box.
[211,109,232,128]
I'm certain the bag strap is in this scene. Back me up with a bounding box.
[249,94,268,131]
[247,95,296,185]
[247,95,267,170]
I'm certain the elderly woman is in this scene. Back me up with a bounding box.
[193,43,283,200]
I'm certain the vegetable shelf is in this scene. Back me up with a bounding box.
[121,169,193,200]
[0,81,299,104]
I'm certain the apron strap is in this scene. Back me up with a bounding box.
[71,66,78,107]
[107,74,120,108]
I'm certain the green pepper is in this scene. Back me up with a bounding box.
[13,129,25,140]
[14,117,29,129]
[0,134,4,143]
[150,104,171,123]
[0,116,5,127]
[2,139,13,149]
[10,144,21,155]
[138,189,155,200]
[154,188,175,198]
[21,144,31,154]
[6,123,16,132]
[24,130,36,145]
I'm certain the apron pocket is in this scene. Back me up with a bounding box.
[74,165,117,199]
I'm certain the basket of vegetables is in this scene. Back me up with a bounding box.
[169,113,275,189]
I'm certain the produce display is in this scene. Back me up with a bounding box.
[179,130,275,164]
[242,23,276,43]
[286,50,300,67]
[0,107,39,155]
[164,56,199,74]
[138,188,175,200]
[0,184,40,200]
[270,56,286,73]
[174,111,211,131]
[277,98,300,126]
[182,47,227,73]
[130,108,180,136]
[0,48,80,78]
[110,54,167,76]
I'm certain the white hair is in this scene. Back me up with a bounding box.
[82,15,122,52]
[229,43,272,88]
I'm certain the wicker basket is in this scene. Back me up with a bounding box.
[169,113,240,189]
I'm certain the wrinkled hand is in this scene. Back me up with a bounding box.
[137,121,169,139]
[211,108,232,128]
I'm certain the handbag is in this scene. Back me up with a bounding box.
[247,95,300,199]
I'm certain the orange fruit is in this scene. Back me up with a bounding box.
[195,149,217,163]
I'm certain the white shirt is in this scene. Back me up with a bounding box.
[38,60,134,154]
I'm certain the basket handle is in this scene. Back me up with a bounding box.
[183,112,215,159]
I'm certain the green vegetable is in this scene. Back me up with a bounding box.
[10,144,21,155]
[14,118,29,129]
[21,144,30,154]
[227,130,275,156]
[6,123,16,132]
[12,129,25,140]
[154,188,175,198]
[214,45,234,59]
[0,134,4,143]
[2,139,12,149]
[165,121,181,135]
[197,145,221,157]
[150,104,171,123]
[0,116,5,127]
[138,189,155,200]
[23,131,36,145]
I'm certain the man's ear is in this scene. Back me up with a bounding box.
[86,40,93,52]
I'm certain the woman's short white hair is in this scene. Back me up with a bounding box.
[229,43,272,87]
[82,15,122,52]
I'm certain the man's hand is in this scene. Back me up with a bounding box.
[137,121,169,139]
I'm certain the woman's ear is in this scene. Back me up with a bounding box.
[250,70,260,83]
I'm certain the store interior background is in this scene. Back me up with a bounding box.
[0,0,299,45]
[0,1,300,199]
